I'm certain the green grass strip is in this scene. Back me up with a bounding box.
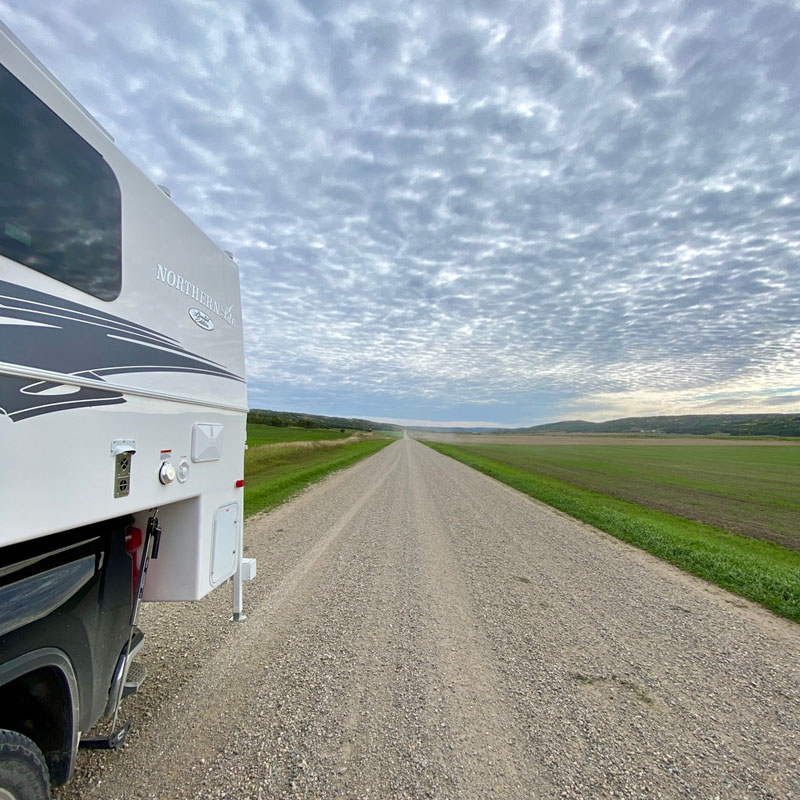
[244,438,393,519]
[246,422,355,446]
[425,442,800,624]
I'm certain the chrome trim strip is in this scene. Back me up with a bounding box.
[0,363,248,414]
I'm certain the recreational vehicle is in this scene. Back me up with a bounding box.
[0,21,251,798]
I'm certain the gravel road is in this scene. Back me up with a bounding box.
[56,436,799,800]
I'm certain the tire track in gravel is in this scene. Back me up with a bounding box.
[405,449,531,796]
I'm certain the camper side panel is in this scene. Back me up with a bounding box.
[0,26,247,600]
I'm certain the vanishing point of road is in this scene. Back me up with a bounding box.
[58,437,799,800]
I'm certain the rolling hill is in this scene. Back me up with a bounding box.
[509,414,800,437]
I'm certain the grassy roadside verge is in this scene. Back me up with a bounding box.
[246,423,356,446]
[244,437,393,519]
[424,442,800,623]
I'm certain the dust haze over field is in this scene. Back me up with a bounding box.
[6,1,800,426]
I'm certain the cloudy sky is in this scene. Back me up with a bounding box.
[4,0,799,427]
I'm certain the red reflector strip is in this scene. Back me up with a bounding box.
[235,479,245,488]
[124,527,143,601]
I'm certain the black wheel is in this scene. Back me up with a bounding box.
[0,730,50,800]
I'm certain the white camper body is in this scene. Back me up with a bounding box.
[0,21,248,601]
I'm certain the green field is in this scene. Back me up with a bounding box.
[436,443,800,550]
[424,441,800,623]
[246,423,355,447]
[244,424,393,518]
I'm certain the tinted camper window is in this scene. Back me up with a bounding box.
[0,63,121,300]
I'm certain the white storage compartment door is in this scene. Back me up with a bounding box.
[210,502,239,585]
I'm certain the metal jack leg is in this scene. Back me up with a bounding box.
[230,518,246,622]
[231,560,246,622]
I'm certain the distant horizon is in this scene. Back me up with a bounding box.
[372,409,800,429]
[253,408,800,431]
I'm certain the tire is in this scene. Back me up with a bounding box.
[0,730,50,800]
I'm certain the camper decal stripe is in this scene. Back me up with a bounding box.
[0,280,243,422]
[1,281,179,344]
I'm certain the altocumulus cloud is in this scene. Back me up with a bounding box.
[3,0,799,425]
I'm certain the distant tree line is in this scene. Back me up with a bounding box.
[248,408,400,432]
[515,414,800,437]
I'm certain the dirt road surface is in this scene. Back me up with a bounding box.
[56,437,799,800]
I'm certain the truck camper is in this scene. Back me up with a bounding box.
[0,21,252,798]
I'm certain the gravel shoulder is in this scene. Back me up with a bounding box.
[55,437,800,800]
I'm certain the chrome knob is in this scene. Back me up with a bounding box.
[159,462,176,485]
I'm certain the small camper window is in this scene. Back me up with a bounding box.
[0,63,121,300]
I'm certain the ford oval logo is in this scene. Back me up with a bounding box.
[189,308,215,330]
